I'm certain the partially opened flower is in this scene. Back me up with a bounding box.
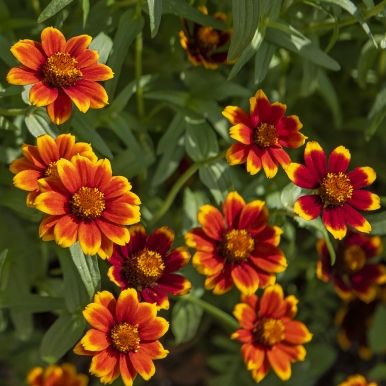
[223,89,306,178]
[185,191,287,295]
[338,374,378,386]
[335,298,379,360]
[179,6,230,69]
[7,27,113,124]
[108,224,191,309]
[287,141,380,239]
[317,232,386,302]
[232,284,312,382]
[27,363,88,386]
[74,289,169,386]
[34,155,140,258]
[10,133,96,206]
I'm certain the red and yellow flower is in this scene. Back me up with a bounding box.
[185,191,287,295]
[179,6,230,69]
[338,374,378,386]
[287,141,380,239]
[27,363,88,386]
[223,89,306,178]
[335,298,378,360]
[7,27,113,124]
[317,232,386,302]
[74,289,169,386]
[108,224,191,309]
[232,284,312,382]
[34,155,140,258]
[10,133,96,206]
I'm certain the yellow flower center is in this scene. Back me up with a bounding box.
[121,248,165,290]
[43,52,82,88]
[71,187,105,219]
[44,161,58,178]
[255,123,279,148]
[110,322,140,353]
[222,229,255,261]
[319,172,353,206]
[254,318,285,346]
[343,245,366,273]
[197,26,220,46]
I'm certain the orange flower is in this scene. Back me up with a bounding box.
[74,289,169,386]
[7,27,113,124]
[108,224,191,309]
[317,231,386,302]
[223,89,306,178]
[27,363,88,386]
[232,285,312,382]
[338,374,378,386]
[185,191,287,295]
[34,155,140,258]
[179,6,230,69]
[10,133,96,206]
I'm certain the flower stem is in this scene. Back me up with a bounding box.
[180,294,239,331]
[135,29,145,118]
[150,151,225,224]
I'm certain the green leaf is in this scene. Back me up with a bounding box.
[0,293,65,312]
[254,41,276,84]
[81,0,89,27]
[369,305,386,353]
[57,249,89,313]
[171,300,203,344]
[105,11,144,98]
[147,0,163,38]
[357,39,378,88]
[185,119,218,162]
[89,32,113,64]
[369,364,386,381]
[162,0,225,30]
[280,183,302,209]
[228,0,260,61]
[266,22,340,71]
[0,36,16,66]
[25,111,58,138]
[368,211,386,235]
[37,0,74,23]
[40,313,86,363]
[69,243,100,300]
[0,250,8,285]
[157,113,185,154]
[182,188,209,232]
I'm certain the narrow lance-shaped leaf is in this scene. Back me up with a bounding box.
[147,0,163,37]
[37,0,75,23]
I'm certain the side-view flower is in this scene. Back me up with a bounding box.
[7,26,113,124]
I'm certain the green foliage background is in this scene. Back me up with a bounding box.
[0,0,386,385]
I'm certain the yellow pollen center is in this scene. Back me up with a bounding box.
[343,245,366,273]
[110,322,140,353]
[197,26,220,46]
[319,172,353,206]
[71,187,105,219]
[121,248,165,290]
[254,318,285,346]
[43,52,82,88]
[44,161,58,177]
[222,229,254,261]
[255,123,279,147]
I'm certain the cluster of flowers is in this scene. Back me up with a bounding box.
[6,14,382,386]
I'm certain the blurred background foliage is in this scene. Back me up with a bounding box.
[0,0,386,385]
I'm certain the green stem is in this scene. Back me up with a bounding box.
[180,295,239,331]
[303,0,386,34]
[151,152,225,224]
[0,107,29,117]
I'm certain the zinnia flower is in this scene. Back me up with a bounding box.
[223,89,306,178]
[335,298,379,360]
[179,6,230,69]
[185,191,287,295]
[232,284,312,382]
[10,133,96,206]
[7,26,113,124]
[287,141,380,239]
[74,289,169,386]
[108,224,191,309]
[317,231,386,302]
[27,363,88,386]
[34,154,141,258]
[338,374,378,386]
